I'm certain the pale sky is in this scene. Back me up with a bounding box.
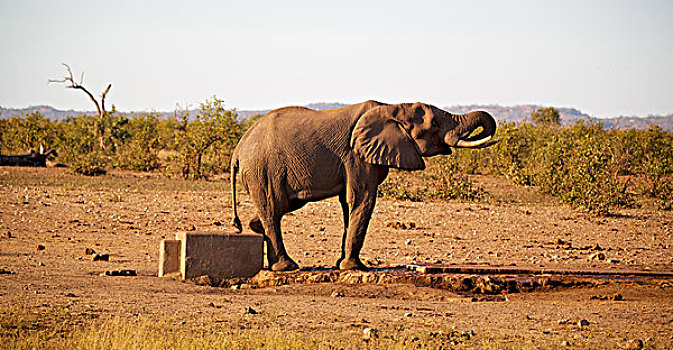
[1,0,672,118]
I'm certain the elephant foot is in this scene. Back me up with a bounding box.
[271,256,299,272]
[338,258,368,271]
[249,218,265,234]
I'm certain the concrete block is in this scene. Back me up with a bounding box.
[176,231,263,280]
[158,239,181,277]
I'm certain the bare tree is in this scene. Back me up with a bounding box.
[49,63,112,150]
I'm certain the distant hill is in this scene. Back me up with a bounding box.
[0,105,95,120]
[2,103,672,131]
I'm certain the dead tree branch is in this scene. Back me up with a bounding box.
[48,63,111,117]
[49,63,113,150]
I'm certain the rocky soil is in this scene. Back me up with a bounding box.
[1,167,672,348]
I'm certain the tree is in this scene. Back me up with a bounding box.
[531,107,561,127]
[49,63,113,150]
[173,96,243,179]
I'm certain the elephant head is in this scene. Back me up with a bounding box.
[350,102,497,170]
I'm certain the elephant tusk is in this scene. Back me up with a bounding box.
[455,135,493,148]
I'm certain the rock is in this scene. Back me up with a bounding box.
[192,275,213,286]
[36,244,45,251]
[558,319,572,325]
[578,319,590,328]
[561,340,571,346]
[363,327,379,340]
[331,291,344,298]
[37,262,45,267]
[65,293,77,297]
[230,284,241,290]
[405,239,412,245]
[251,270,283,287]
[244,306,258,315]
[626,339,643,350]
[404,312,413,317]
[589,252,605,261]
[589,294,623,301]
[92,253,109,261]
[2,231,11,239]
[85,248,96,255]
[101,269,137,277]
[387,221,407,229]
[607,259,620,264]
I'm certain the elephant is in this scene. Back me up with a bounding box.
[230,100,497,271]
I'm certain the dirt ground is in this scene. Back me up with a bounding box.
[1,167,672,348]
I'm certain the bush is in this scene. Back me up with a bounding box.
[378,157,486,202]
[69,151,107,176]
[536,122,634,214]
[167,96,244,179]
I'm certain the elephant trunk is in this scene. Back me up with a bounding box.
[446,111,497,148]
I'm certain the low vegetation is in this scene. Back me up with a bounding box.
[0,306,481,350]
[1,102,671,214]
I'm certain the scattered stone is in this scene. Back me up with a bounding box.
[92,253,109,261]
[244,306,258,315]
[85,248,96,255]
[589,252,605,261]
[192,275,213,286]
[363,327,379,340]
[331,291,344,298]
[36,244,45,251]
[607,259,620,264]
[404,312,413,317]
[37,262,45,267]
[386,221,416,230]
[0,268,14,275]
[101,269,137,277]
[471,295,508,302]
[589,293,623,301]
[577,319,590,328]
[212,221,222,226]
[561,340,571,347]
[405,239,412,245]
[626,339,644,350]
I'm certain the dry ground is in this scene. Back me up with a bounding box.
[1,167,672,349]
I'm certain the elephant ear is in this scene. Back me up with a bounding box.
[350,106,425,170]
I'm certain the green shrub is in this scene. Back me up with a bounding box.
[69,151,107,176]
[536,121,634,214]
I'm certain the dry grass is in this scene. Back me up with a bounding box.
[0,306,484,350]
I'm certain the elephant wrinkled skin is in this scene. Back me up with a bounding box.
[230,100,497,271]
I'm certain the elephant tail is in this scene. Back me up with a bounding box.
[230,156,242,233]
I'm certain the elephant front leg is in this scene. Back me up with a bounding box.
[338,191,376,271]
[336,192,349,268]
